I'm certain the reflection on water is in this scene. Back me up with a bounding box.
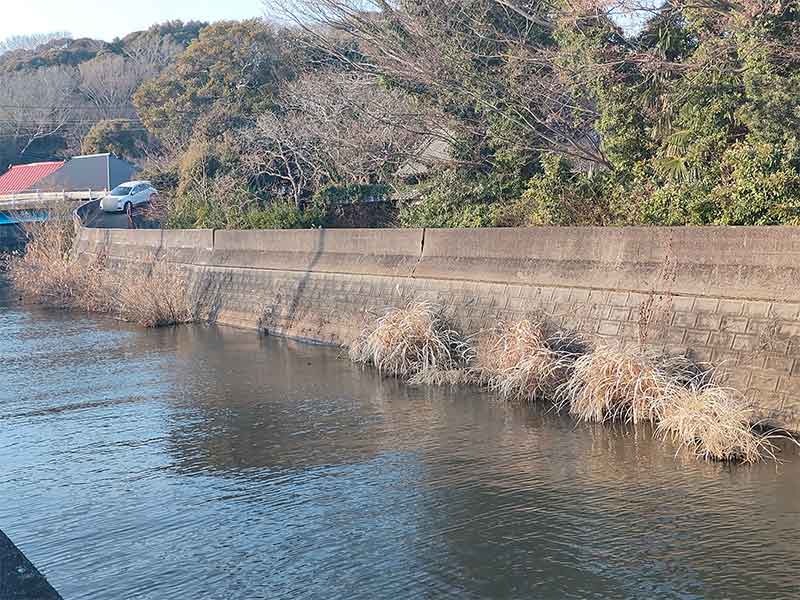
[1,295,799,600]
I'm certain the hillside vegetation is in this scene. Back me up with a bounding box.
[0,22,205,167]
[3,1,800,229]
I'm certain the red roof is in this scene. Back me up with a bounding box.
[0,161,65,195]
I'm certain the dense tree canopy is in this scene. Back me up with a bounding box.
[278,0,800,227]
[134,20,293,148]
[81,119,148,160]
[3,3,800,229]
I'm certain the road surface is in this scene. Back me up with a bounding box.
[81,204,161,230]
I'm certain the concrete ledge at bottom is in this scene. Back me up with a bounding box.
[0,530,62,600]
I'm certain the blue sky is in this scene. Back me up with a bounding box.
[0,0,266,42]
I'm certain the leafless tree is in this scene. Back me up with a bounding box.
[0,66,80,157]
[78,54,155,120]
[276,0,613,168]
[238,71,429,204]
[0,32,71,55]
[123,36,185,72]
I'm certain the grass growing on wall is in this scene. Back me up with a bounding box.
[8,212,196,328]
[351,304,794,465]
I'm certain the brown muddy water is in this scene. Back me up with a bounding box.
[1,285,800,600]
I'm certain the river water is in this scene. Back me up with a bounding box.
[1,287,799,600]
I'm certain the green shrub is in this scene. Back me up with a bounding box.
[175,135,242,196]
[165,173,255,230]
[244,201,326,229]
[165,193,240,230]
[311,184,388,208]
[635,142,800,226]
[81,119,147,160]
[139,159,180,194]
[637,180,719,226]
[306,184,394,227]
[498,155,617,226]
[165,203,200,230]
[398,169,521,228]
[400,195,496,228]
[713,142,800,225]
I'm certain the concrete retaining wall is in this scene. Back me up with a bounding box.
[416,227,800,301]
[73,211,800,430]
[212,229,423,276]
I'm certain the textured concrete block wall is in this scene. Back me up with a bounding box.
[73,221,800,430]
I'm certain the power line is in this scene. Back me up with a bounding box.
[0,128,150,139]
[0,104,140,111]
[0,121,146,128]
[0,118,144,125]
[4,120,145,125]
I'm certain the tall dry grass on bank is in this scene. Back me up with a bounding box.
[88,261,196,327]
[656,384,779,464]
[553,346,785,462]
[7,208,86,306]
[7,212,195,328]
[557,347,678,425]
[348,303,787,464]
[474,320,581,403]
[349,301,472,383]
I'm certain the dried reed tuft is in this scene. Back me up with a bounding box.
[96,260,196,327]
[557,346,671,424]
[7,207,84,306]
[656,383,777,463]
[474,319,580,403]
[348,301,471,381]
[408,368,478,386]
[8,208,194,328]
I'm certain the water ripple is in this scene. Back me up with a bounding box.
[1,298,799,599]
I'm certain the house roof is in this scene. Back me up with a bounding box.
[35,153,137,193]
[396,138,454,179]
[0,161,66,195]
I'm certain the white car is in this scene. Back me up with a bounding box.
[100,181,158,213]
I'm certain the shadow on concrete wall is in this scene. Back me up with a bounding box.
[258,229,328,340]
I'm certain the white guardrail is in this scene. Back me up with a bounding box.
[0,190,107,210]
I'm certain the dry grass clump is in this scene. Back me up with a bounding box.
[557,346,672,425]
[408,368,478,386]
[7,208,84,306]
[558,347,781,463]
[474,320,580,403]
[656,384,776,463]
[8,210,195,328]
[94,261,196,327]
[350,299,786,465]
[349,301,471,381]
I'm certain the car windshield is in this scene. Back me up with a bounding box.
[111,185,134,196]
